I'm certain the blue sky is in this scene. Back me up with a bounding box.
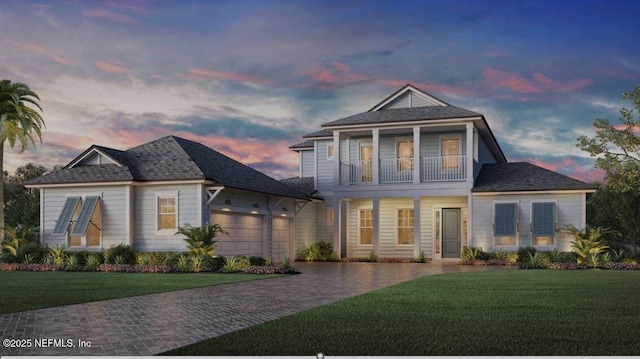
[1,0,639,182]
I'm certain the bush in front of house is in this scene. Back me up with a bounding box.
[104,244,137,264]
[296,241,339,262]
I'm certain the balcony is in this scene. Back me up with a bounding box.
[340,156,467,185]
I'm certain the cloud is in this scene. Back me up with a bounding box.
[483,67,592,94]
[94,61,129,74]
[187,68,273,85]
[82,8,138,24]
[0,38,71,65]
[519,157,605,183]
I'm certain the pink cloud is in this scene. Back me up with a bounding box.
[1,39,71,65]
[30,3,50,9]
[94,61,129,74]
[82,8,138,24]
[483,67,592,94]
[187,68,272,85]
[522,157,604,183]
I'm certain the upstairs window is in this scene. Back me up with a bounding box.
[441,136,461,169]
[397,140,414,171]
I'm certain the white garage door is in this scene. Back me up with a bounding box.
[210,212,264,257]
[272,217,291,261]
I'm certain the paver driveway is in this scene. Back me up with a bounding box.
[0,262,509,355]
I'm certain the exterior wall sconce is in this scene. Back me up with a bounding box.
[253,203,260,208]
[225,199,232,205]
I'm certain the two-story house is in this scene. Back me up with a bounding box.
[288,84,596,259]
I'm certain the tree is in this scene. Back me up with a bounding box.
[578,84,640,255]
[0,80,44,238]
[4,163,46,229]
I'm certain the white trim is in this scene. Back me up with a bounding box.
[369,85,448,111]
[356,205,373,248]
[39,188,45,243]
[395,206,415,247]
[322,117,483,131]
[439,133,463,157]
[492,200,520,249]
[206,186,225,206]
[125,185,132,246]
[155,191,179,235]
[25,181,133,188]
[67,148,123,168]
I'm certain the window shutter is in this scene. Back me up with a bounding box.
[52,197,82,235]
[494,203,517,237]
[70,196,100,236]
[532,202,556,237]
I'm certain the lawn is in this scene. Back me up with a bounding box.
[164,270,640,356]
[0,271,279,315]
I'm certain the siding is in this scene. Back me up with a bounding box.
[475,135,498,180]
[42,186,127,250]
[300,150,315,178]
[381,91,441,109]
[316,139,335,193]
[134,184,199,251]
[472,193,585,252]
[294,202,318,256]
[420,197,468,259]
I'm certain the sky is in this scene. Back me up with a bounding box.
[1,0,639,183]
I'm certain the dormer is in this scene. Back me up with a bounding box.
[66,145,126,169]
[369,84,449,111]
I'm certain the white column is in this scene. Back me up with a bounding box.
[466,123,474,185]
[467,195,473,248]
[372,129,380,185]
[413,197,421,258]
[413,126,421,184]
[372,197,380,255]
[333,131,340,186]
[334,198,341,258]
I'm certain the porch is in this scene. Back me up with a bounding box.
[340,155,468,184]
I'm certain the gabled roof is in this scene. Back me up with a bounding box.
[472,162,597,193]
[303,129,332,138]
[281,177,321,199]
[321,105,482,128]
[289,140,314,150]
[27,136,310,200]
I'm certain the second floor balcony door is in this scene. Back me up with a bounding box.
[360,143,373,183]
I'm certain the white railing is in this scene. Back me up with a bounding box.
[380,157,413,183]
[421,156,467,182]
[341,156,466,185]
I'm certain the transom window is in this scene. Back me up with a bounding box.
[397,208,414,245]
[359,208,373,245]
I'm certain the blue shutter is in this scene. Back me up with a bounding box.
[70,196,100,236]
[494,203,517,237]
[52,197,82,235]
[532,202,555,237]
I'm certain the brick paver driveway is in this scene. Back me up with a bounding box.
[0,262,509,355]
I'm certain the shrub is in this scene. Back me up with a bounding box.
[563,226,611,264]
[220,255,250,273]
[367,251,378,263]
[296,241,339,262]
[521,251,549,269]
[517,246,537,264]
[137,254,152,265]
[104,244,137,264]
[191,255,219,273]
[84,254,102,271]
[416,251,428,263]
[461,247,486,261]
[46,244,68,266]
[246,265,288,274]
[249,256,266,266]
[0,263,62,271]
[176,255,191,272]
[264,256,274,266]
[176,223,226,256]
[65,254,83,271]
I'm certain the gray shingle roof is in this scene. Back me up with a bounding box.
[472,162,596,192]
[303,129,332,138]
[289,140,314,150]
[281,177,319,199]
[27,136,310,200]
[321,105,482,127]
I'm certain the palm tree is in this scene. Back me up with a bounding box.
[0,80,44,239]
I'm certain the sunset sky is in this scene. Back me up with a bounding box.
[1,0,639,182]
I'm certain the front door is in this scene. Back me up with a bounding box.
[442,208,461,258]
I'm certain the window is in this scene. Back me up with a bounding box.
[397,140,413,171]
[494,202,518,246]
[327,144,334,160]
[434,209,441,255]
[53,195,102,247]
[397,208,414,245]
[441,136,461,169]
[157,194,178,232]
[462,208,468,249]
[327,207,335,226]
[358,208,373,245]
[532,202,556,246]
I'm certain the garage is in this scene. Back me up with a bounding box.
[210,211,264,257]
[272,216,291,261]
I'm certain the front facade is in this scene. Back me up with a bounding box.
[27,84,596,261]
[289,84,596,259]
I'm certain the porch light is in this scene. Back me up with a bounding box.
[225,199,232,205]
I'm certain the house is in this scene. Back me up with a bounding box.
[25,136,313,261]
[26,84,596,260]
[287,84,596,259]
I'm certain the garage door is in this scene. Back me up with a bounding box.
[210,212,264,257]
[272,217,291,261]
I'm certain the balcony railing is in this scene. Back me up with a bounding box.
[340,156,467,185]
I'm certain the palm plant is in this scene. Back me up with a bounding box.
[0,80,45,238]
[563,225,612,264]
[175,223,227,256]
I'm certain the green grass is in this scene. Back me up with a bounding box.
[0,271,279,315]
[164,270,640,356]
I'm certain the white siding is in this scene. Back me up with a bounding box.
[134,184,199,251]
[316,139,335,193]
[300,150,315,178]
[472,193,585,252]
[42,186,127,250]
[420,197,468,259]
[294,202,318,255]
